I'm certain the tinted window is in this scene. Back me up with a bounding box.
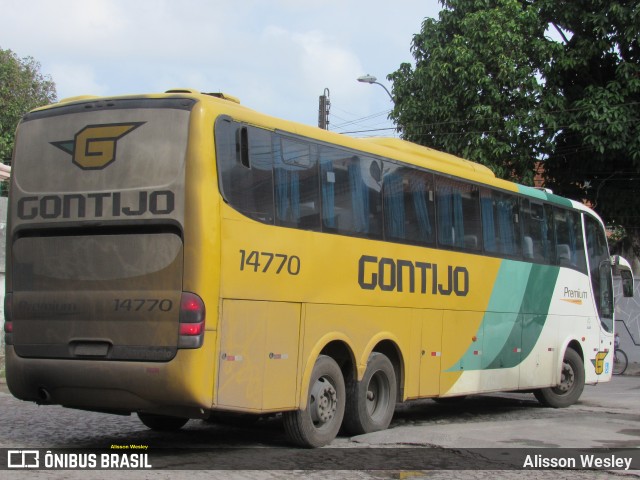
[216,118,597,274]
[216,119,274,223]
[383,165,435,245]
[274,138,320,230]
[436,176,481,251]
[319,147,382,238]
[522,200,554,263]
[554,208,587,273]
[585,216,613,330]
[480,189,521,257]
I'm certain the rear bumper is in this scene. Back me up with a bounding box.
[5,331,216,418]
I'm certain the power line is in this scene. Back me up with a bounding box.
[330,110,392,130]
[340,126,398,135]
[331,99,639,139]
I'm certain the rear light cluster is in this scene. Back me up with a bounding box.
[3,291,206,349]
[4,293,13,345]
[178,292,205,349]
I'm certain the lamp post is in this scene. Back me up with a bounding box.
[357,74,393,102]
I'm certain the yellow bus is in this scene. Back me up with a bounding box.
[4,89,634,447]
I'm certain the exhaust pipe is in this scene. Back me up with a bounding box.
[37,387,51,403]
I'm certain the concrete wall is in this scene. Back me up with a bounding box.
[614,276,640,364]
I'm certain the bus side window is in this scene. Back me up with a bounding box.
[435,176,481,251]
[319,147,382,239]
[214,119,275,224]
[383,165,435,246]
[480,189,521,257]
[274,137,320,231]
[553,208,587,273]
[522,200,554,264]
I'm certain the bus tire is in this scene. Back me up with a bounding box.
[343,352,397,435]
[534,348,584,408]
[137,412,188,431]
[283,355,345,448]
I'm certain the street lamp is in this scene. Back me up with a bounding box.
[357,74,393,101]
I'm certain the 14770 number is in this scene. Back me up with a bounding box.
[239,250,300,275]
[113,298,173,312]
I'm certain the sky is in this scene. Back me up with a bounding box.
[2,0,442,137]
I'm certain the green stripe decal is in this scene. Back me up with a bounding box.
[518,184,548,200]
[518,263,560,359]
[447,261,559,372]
[517,184,574,208]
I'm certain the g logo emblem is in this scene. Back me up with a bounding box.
[592,351,609,375]
[52,122,144,170]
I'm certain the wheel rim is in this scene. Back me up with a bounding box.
[553,360,575,394]
[366,370,390,420]
[309,376,338,428]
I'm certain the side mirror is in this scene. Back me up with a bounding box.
[611,255,634,297]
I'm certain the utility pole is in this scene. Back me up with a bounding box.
[318,88,330,130]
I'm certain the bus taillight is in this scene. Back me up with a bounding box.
[178,292,205,349]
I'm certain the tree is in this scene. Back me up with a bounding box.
[389,0,640,237]
[0,47,57,165]
[539,0,640,233]
[389,0,560,185]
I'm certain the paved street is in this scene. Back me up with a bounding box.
[0,368,639,479]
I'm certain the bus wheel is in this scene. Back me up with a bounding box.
[343,352,396,435]
[283,355,345,448]
[137,413,189,431]
[534,348,585,408]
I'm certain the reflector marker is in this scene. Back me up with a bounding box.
[222,354,243,362]
[269,353,288,360]
[431,351,441,357]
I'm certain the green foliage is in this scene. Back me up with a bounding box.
[0,47,56,165]
[389,0,640,232]
[539,0,640,228]
[390,0,560,185]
